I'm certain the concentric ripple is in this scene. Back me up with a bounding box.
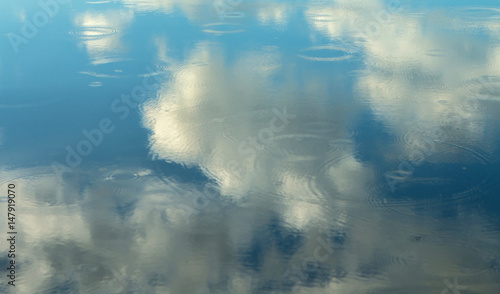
[308,152,369,203]
[98,168,152,182]
[79,61,170,79]
[298,45,358,62]
[300,121,338,134]
[365,141,499,218]
[307,13,336,22]
[455,7,500,21]
[85,0,112,3]
[223,11,246,19]
[264,134,338,158]
[70,27,119,40]
[202,23,245,34]
[425,49,448,57]
[392,127,446,153]
[173,63,212,89]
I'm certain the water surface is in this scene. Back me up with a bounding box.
[1,0,500,293]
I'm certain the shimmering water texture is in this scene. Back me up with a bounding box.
[1,0,500,293]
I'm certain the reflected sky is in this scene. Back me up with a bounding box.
[1,0,500,293]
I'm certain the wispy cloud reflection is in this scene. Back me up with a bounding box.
[303,0,500,137]
[119,0,210,20]
[256,3,290,29]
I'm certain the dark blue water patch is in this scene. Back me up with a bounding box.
[488,256,500,283]
[41,280,79,294]
[386,161,490,217]
[302,264,341,287]
[148,159,210,185]
[115,199,138,219]
[0,255,12,283]
[478,161,500,228]
[268,218,304,257]
[356,261,384,279]
[327,228,347,249]
[0,89,153,168]
[207,274,230,292]
[239,238,267,272]
[2,39,83,89]
[351,107,396,164]
[256,279,283,293]
[148,273,169,287]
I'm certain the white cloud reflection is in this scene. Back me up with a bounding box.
[138,11,500,291]
[304,0,500,148]
[73,9,134,65]
[3,0,500,293]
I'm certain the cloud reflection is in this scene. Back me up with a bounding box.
[138,10,500,292]
[2,0,500,293]
[73,9,134,65]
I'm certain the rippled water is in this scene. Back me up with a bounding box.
[1,0,500,293]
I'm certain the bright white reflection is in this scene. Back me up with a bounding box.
[73,10,134,65]
[305,0,500,150]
